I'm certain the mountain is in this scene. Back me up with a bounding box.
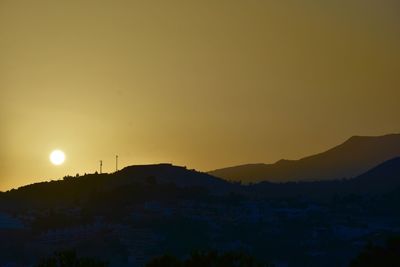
[347,156,400,194]
[250,157,400,198]
[209,133,400,183]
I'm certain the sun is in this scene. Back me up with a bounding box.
[50,150,65,165]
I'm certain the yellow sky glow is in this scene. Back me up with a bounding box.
[1,0,400,190]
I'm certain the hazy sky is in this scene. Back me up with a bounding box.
[1,0,400,190]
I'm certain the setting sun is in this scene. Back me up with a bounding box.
[49,150,65,165]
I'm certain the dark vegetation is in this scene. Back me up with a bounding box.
[36,250,107,267]
[146,251,273,267]
[349,236,400,267]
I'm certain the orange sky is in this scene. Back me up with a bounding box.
[1,0,400,190]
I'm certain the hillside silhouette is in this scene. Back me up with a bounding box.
[1,157,400,266]
[2,158,400,210]
[250,157,400,198]
[0,164,233,211]
[209,133,400,183]
[117,164,229,191]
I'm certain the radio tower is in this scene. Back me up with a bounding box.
[99,160,103,174]
[116,155,119,172]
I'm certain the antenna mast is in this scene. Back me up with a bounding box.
[116,155,118,172]
[99,160,103,174]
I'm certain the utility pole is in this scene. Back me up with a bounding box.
[116,155,118,172]
[99,160,103,174]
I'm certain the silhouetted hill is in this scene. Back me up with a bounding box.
[117,164,228,189]
[250,157,400,198]
[347,157,400,194]
[1,160,400,266]
[0,164,232,210]
[1,157,399,210]
[209,134,400,183]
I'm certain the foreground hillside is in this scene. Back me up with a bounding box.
[209,133,400,183]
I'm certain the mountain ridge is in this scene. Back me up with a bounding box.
[209,133,400,183]
[2,156,400,208]
[249,156,400,198]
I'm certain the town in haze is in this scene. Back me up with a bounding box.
[1,0,400,266]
